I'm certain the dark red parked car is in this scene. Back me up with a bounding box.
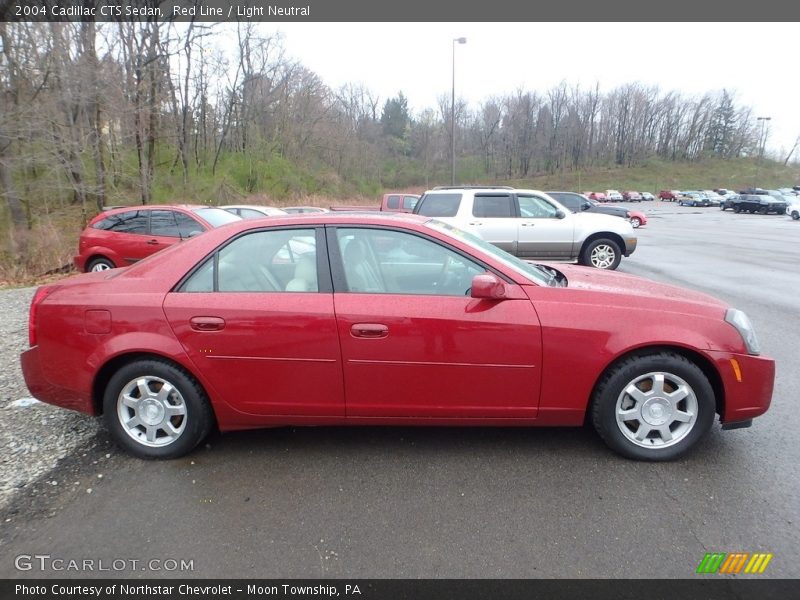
[587,192,608,202]
[658,190,681,201]
[24,214,774,461]
[74,205,241,272]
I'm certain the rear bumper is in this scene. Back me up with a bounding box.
[709,351,775,424]
[20,346,96,415]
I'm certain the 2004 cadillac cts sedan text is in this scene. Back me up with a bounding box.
[20,213,774,461]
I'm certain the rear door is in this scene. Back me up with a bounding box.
[467,193,518,254]
[163,227,344,417]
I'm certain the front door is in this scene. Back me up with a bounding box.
[516,194,576,259]
[328,226,542,419]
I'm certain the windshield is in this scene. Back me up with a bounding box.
[193,207,242,227]
[424,219,555,286]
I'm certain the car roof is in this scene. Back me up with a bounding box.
[221,204,286,211]
[101,204,208,213]
[221,211,429,230]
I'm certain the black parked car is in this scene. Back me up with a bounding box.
[547,191,630,220]
[729,194,787,214]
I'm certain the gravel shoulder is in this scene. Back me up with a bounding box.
[0,287,101,511]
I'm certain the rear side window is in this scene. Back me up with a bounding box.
[472,195,513,218]
[93,210,148,234]
[386,195,401,209]
[415,193,462,217]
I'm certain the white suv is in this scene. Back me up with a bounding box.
[413,186,638,270]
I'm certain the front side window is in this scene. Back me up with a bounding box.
[181,229,318,293]
[336,228,484,296]
[150,210,181,237]
[518,195,559,218]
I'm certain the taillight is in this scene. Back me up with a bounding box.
[28,285,59,347]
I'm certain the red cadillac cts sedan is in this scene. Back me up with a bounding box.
[21,214,774,461]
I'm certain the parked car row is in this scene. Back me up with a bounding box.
[547,192,648,229]
[74,194,425,273]
[585,190,655,202]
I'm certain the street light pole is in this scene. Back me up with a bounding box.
[451,37,466,186]
[755,116,771,187]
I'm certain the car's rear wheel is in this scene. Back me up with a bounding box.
[630,217,641,228]
[759,206,769,215]
[580,238,622,270]
[103,359,213,459]
[87,257,115,272]
[591,352,715,461]
[792,211,799,220]
[733,205,741,213]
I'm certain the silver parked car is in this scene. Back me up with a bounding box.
[413,186,637,270]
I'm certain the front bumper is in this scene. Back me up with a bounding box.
[623,237,638,256]
[708,351,775,424]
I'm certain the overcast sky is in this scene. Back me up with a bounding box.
[258,22,798,158]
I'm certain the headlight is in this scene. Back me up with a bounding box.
[725,308,761,355]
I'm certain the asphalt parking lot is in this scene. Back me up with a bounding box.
[1,203,798,579]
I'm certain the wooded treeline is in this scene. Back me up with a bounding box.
[0,20,773,262]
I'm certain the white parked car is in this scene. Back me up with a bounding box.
[786,198,800,220]
[605,189,624,202]
[414,186,638,270]
[220,205,288,219]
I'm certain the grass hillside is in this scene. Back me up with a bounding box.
[2,156,798,285]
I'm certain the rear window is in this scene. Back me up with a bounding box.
[415,193,462,217]
[192,207,241,227]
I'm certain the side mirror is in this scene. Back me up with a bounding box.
[556,209,566,219]
[470,273,507,300]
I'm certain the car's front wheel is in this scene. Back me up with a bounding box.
[579,238,622,270]
[103,359,213,459]
[591,352,715,461]
[630,217,641,228]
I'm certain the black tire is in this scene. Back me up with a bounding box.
[579,238,622,270]
[758,206,768,215]
[792,211,799,221]
[86,257,115,272]
[720,205,726,211]
[733,205,741,213]
[590,352,716,461]
[103,359,213,459]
